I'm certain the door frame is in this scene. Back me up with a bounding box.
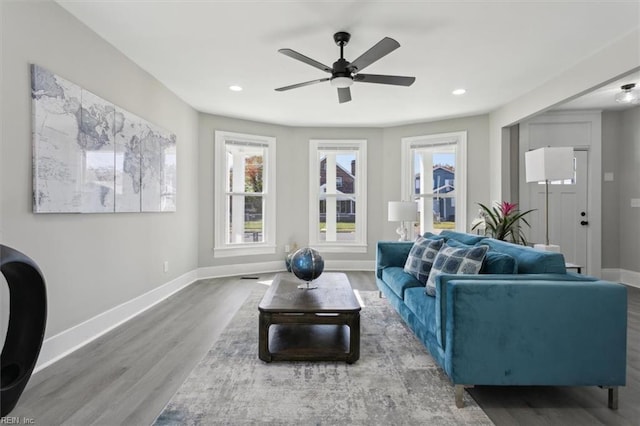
[518,110,602,277]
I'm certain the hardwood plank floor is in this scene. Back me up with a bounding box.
[8,272,640,425]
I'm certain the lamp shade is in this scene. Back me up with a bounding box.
[525,147,574,183]
[388,201,417,222]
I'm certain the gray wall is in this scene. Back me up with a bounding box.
[618,107,640,273]
[382,115,492,238]
[601,111,622,269]
[197,114,491,268]
[601,106,640,273]
[1,1,199,337]
[197,114,386,266]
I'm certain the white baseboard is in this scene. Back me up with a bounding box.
[35,269,198,373]
[34,260,375,373]
[601,268,640,289]
[325,260,375,271]
[197,261,285,279]
[196,260,375,280]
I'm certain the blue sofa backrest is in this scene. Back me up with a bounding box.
[438,230,486,245]
[482,238,566,274]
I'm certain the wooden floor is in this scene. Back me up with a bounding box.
[10,271,640,425]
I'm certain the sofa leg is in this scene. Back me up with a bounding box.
[455,385,465,408]
[378,291,383,298]
[608,387,619,410]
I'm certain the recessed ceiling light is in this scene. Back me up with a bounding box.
[452,88,466,96]
[229,85,243,92]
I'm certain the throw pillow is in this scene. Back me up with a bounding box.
[403,237,444,284]
[425,242,489,296]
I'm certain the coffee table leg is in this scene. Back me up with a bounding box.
[259,312,272,362]
[347,313,360,364]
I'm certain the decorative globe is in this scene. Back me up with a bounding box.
[291,247,324,282]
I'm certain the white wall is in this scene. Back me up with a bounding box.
[1,0,199,340]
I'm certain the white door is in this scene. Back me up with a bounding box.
[526,150,588,269]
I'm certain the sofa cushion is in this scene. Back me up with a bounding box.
[481,250,518,274]
[381,267,424,299]
[482,238,566,274]
[426,243,489,296]
[404,286,438,339]
[403,237,444,283]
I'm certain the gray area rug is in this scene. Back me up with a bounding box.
[154,287,493,425]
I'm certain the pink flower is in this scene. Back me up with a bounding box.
[499,201,518,217]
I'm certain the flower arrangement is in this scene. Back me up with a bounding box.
[472,201,535,245]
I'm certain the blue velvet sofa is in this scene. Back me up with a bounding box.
[376,230,628,408]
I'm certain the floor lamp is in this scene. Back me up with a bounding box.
[388,201,418,241]
[525,147,574,252]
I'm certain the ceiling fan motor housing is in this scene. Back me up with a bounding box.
[333,31,351,46]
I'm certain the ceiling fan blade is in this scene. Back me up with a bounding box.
[275,78,330,91]
[338,87,352,103]
[349,37,400,72]
[278,48,332,73]
[354,73,415,86]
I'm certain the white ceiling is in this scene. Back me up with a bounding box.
[57,0,639,127]
[553,71,640,111]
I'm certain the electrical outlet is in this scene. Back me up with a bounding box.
[631,199,640,208]
[163,261,169,273]
[604,172,614,182]
[285,244,290,253]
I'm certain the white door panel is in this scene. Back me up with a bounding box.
[526,151,588,267]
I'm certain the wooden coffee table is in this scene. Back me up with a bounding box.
[258,272,361,363]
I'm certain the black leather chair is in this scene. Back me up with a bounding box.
[1,245,47,416]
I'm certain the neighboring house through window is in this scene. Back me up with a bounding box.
[401,131,467,236]
[214,131,276,257]
[309,139,367,253]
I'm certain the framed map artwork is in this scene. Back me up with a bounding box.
[31,64,176,213]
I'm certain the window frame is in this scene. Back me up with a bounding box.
[214,130,276,258]
[308,139,367,253]
[401,131,467,237]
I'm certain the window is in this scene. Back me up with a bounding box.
[401,132,467,237]
[214,131,276,257]
[309,139,367,252]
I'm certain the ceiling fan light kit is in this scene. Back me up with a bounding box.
[330,77,353,88]
[275,31,416,103]
[615,83,639,104]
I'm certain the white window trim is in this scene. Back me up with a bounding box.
[214,131,276,258]
[401,131,467,236]
[309,139,367,253]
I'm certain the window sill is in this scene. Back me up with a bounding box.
[308,243,368,254]
[214,244,277,258]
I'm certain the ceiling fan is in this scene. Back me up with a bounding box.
[275,31,416,104]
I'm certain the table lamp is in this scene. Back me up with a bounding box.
[388,201,418,241]
[525,146,574,252]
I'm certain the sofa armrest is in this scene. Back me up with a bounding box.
[441,279,627,386]
[376,241,414,279]
[433,272,598,348]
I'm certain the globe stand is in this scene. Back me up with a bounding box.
[297,281,318,290]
